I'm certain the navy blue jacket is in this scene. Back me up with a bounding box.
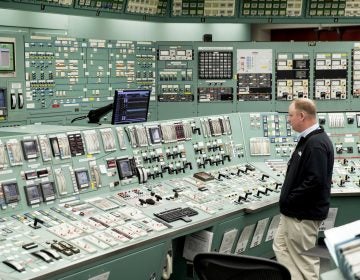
[279,127,334,220]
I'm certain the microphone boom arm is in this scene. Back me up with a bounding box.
[87,103,113,124]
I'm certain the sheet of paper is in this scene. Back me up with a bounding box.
[250,217,269,248]
[88,272,110,280]
[265,214,281,242]
[235,224,255,254]
[319,208,338,231]
[219,228,238,254]
[183,230,214,261]
[237,49,273,73]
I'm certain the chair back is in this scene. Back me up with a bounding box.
[193,252,291,280]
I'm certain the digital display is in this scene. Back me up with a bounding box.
[24,184,41,205]
[111,89,151,125]
[106,159,116,169]
[25,170,37,180]
[21,139,39,160]
[116,159,133,180]
[67,133,85,156]
[294,60,308,69]
[0,42,15,72]
[40,182,56,202]
[75,170,90,189]
[198,51,233,79]
[149,127,162,144]
[177,50,186,56]
[37,169,48,177]
[295,70,307,79]
[175,123,186,140]
[2,182,20,204]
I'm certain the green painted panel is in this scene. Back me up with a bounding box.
[55,242,168,280]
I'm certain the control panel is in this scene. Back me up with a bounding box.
[8,0,360,23]
[21,36,156,125]
[3,34,360,126]
[276,52,310,100]
[0,110,359,279]
[157,45,194,102]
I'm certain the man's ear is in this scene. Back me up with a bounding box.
[300,111,305,120]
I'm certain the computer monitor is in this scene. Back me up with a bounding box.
[111,89,151,125]
[0,42,15,72]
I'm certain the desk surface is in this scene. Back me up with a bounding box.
[321,269,345,280]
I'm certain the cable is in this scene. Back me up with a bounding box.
[70,115,87,123]
[71,103,113,124]
[87,103,113,124]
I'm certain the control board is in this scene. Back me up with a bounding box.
[21,36,156,124]
[2,34,360,126]
[4,0,360,24]
[0,110,359,279]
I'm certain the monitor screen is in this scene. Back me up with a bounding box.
[2,182,20,204]
[75,170,90,189]
[24,184,41,205]
[148,126,162,144]
[116,158,133,180]
[40,182,56,202]
[111,89,151,125]
[21,139,39,160]
[0,42,15,72]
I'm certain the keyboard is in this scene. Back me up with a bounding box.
[154,207,198,223]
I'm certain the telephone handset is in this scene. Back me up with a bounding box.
[10,94,16,109]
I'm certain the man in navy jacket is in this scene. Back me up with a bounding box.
[273,98,334,280]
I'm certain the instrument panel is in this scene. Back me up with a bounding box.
[0,110,359,279]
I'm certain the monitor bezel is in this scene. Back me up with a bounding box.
[0,42,15,72]
[75,170,90,189]
[24,184,42,205]
[21,139,39,160]
[40,182,56,202]
[148,126,162,144]
[111,89,151,125]
[2,182,20,204]
[116,158,133,180]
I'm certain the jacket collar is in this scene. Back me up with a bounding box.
[296,126,324,147]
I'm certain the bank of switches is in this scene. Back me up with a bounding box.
[0,163,284,277]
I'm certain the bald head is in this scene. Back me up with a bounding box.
[288,98,318,132]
